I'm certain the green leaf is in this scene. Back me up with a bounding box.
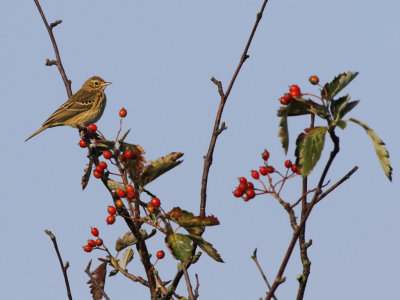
[295,127,327,176]
[335,119,347,129]
[96,140,115,150]
[119,129,131,143]
[138,152,184,187]
[81,160,93,190]
[166,233,194,262]
[167,207,219,235]
[340,100,359,118]
[349,118,392,181]
[115,229,156,252]
[188,235,224,263]
[277,101,310,117]
[330,95,359,120]
[121,248,134,269]
[278,113,289,154]
[323,71,359,101]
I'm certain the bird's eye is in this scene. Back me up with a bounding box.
[94,81,99,86]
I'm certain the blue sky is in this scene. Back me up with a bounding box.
[1,1,399,299]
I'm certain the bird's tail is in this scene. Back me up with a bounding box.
[25,126,48,142]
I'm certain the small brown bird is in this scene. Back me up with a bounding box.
[25,76,111,142]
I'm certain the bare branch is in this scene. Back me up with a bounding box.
[33,0,72,97]
[200,0,271,217]
[44,230,73,300]
[251,249,277,300]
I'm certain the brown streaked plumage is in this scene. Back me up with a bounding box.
[25,76,111,142]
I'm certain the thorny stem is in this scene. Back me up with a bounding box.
[200,0,270,217]
[33,0,72,97]
[44,230,73,300]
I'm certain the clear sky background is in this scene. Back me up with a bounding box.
[1,1,399,299]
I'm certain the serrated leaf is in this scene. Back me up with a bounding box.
[166,233,194,262]
[330,95,359,121]
[87,261,107,300]
[119,129,131,143]
[138,152,184,187]
[107,180,124,192]
[167,207,220,228]
[82,160,93,190]
[323,71,359,101]
[295,127,327,176]
[349,118,392,181]
[340,100,359,118]
[115,229,156,251]
[188,235,224,263]
[277,101,310,117]
[278,113,289,154]
[121,248,134,269]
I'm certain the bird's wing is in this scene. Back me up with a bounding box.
[42,90,97,126]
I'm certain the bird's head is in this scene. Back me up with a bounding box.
[83,76,111,91]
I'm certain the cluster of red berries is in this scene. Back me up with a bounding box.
[117,185,136,201]
[106,205,117,225]
[83,227,103,253]
[234,150,301,201]
[233,177,255,201]
[93,161,108,179]
[279,85,301,105]
[147,197,161,213]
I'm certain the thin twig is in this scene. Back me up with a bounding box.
[33,0,72,97]
[200,0,270,217]
[84,260,111,300]
[182,265,196,300]
[251,249,277,300]
[44,230,73,300]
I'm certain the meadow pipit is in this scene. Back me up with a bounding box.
[25,76,111,141]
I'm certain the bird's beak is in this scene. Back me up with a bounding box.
[102,81,112,87]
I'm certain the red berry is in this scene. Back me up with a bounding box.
[91,227,99,236]
[106,215,116,225]
[95,238,103,247]
[156,250,165,259]
[107,206,117,215]
[247,182,254,189]
[99,161,107,170]
[285,160,292,168]
[119,108,127,118]
[88,239,96,247]
[88,124,97,132]
[83,245,92,252]
[103,150,112,160]
[127,191,136,200]
[126,185,134,193]
[251,170,260,180]
[79,140,87,148]
[246,189,255,199]
[266,166,275,173]
[117,189,126,198]
[239,177,247,184]
[259,166,268,176]
[125,149,135,159]
[237,183,247,193]
[280,96,289,105]
[291,164,299,173]
[289,85,301,97]
[115,199,123,208]
[93,170,103,178]
[151,197,161,208]
[234,189,244,197]
[119,154,126,162]
[147,203,155,213]
[262,150,270,161]
[309,75,319,85]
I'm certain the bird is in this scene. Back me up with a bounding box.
[25,76,111,142]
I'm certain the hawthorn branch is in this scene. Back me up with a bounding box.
[44,230,73,300]
[84,260,111,300]
[182,265,197,300]
[251,249,277,300]
[200,0,270,217]
[33,0,72,97]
